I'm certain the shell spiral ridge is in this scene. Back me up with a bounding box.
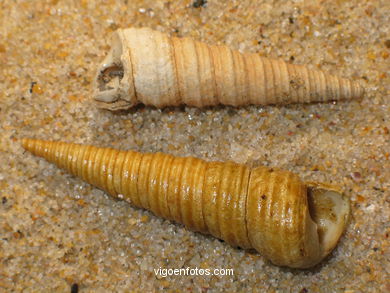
[94,27,365,110]
[22,138,350,268]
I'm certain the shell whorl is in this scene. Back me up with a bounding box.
[94,27,364,110]
[22,138,350,268]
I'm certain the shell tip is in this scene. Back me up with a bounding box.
[21,137,31,150]
[355,79,366,99]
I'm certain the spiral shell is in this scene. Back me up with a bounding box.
[94,27,364,110]
[22,138,350,268]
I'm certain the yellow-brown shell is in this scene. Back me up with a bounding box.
[94,27,364,110]
[22,138,350,268]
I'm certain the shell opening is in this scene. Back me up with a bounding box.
[95,33,125,103]
[307,186,350,258]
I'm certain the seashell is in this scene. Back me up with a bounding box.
[22,138,350,268]
[94,27,364,110]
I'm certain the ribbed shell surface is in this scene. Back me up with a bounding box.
[94,28,364,110]
[22,138,321,268]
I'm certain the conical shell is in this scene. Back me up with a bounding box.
[94,27,364,110]
[22,138,350,268]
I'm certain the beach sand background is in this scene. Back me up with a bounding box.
[0,0,388,291]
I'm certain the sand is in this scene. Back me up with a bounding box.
[0,0,388,292]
